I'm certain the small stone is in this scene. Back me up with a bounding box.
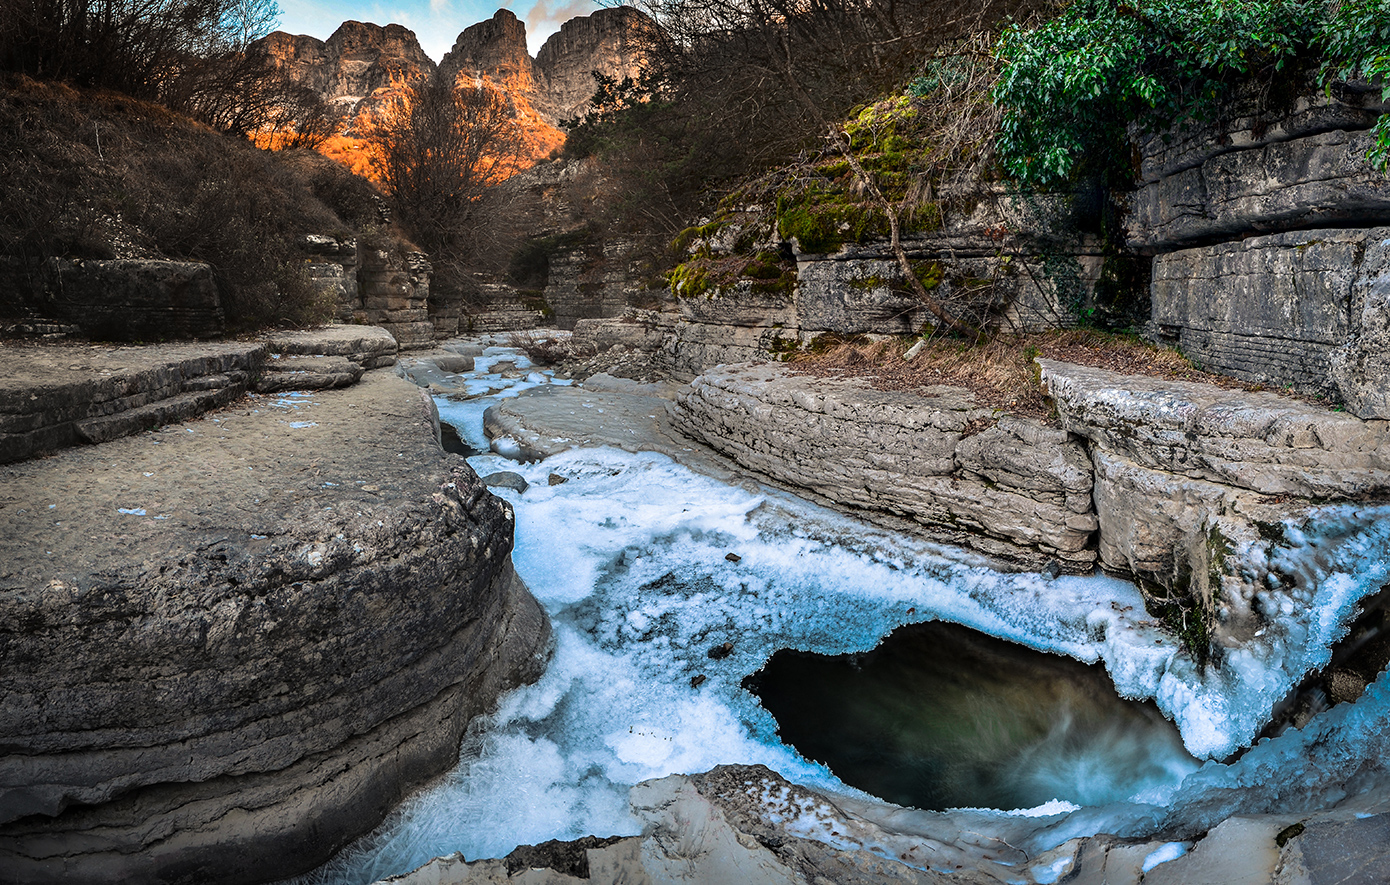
[482,471,529,493]
[1042,560,1062,579]
[548,473,568,486]
[690,674,707,689]
[724,552,741,562]
[707,641,734,660]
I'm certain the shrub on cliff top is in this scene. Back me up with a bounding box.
[993,0,1389,186]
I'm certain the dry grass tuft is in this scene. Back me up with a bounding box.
[506,330,571,366]
[789,330,1241,419]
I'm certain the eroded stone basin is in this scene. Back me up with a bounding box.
[746,620,1196,812]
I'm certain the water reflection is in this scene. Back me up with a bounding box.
[746,619,1196,811]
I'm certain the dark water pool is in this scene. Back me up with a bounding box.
[744,619,1196,811]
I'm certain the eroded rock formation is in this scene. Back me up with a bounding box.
[535,6,652,122]
[257,22,436,120]
[0,367,550,884]
[671,362,1098,566]
[260,7,649,137]
[1129,79,1390,414]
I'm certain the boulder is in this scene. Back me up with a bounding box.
[0,372,550,884]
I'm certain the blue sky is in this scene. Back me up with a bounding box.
[277,0,602,60]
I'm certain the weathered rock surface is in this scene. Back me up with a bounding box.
[375,763,1388,885]
[0,340,264,463]
[1130,80,1389,406]
[267,324,400,370]
[0,327,401,463]
[1128,129,1390,252]
[1329,231,1390,419]
[41,258,226,340]
[0,370,550,884]
[258,21,435,119]
[1149,228,1379,398]
[1133,78,1386,185]
[670,363,1097,564]
[1039,359,1390,499]
[571,316,667,356]
[533,7,651,122]
[1041,358,1390,654]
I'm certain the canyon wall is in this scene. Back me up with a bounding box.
[260,7,650,134]
[1128,79,1390,416]
[257,22,436,121]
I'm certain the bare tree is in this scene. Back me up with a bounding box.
[364,76,526,260]
[0,0,311,142]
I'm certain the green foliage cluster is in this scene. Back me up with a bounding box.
[994,0,1390,186]
[776,185,891,255]
[667,248,796,300]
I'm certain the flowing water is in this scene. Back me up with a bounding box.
[294,343,1390,884]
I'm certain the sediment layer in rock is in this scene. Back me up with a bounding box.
[670,362,1097,564]
[0,371,550,884]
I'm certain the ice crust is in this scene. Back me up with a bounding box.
[296,345,1390,884]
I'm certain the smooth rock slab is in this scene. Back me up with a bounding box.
[0,371,550,884]
[266,324,399,369]
[671,363,1097,564]
[0,340,265,463]
[1039,359,1390,499]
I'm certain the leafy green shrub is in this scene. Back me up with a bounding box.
[1320,0,1390,168]
[993,0,1390,186]
[993,0,1322,186]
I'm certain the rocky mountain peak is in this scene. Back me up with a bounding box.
[438,8,539,96]
[259,21,434,117]
[535,6,653,121]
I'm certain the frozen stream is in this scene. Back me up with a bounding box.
[297,345,1390,885]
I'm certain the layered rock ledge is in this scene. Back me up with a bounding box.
[669,363,1097,566]
[0,370,550,884]
[663,360,1390,662]
[0,325,399,463]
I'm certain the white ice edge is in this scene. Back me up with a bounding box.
[296,343,1390,885]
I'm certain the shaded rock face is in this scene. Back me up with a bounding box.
[1131,78,1389,413]
[1149,227,1390,404]
[302,234,435,348]
[534,6,652,121]
[39,258,226,340]
[671,362,1097,566]
[0,371,551,884]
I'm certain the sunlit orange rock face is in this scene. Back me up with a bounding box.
[438,9,565,162]
[255,7,650,180]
